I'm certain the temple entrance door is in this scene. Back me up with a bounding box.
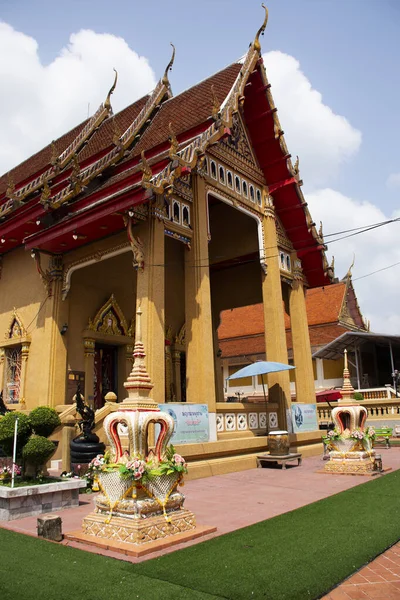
[93,344,118,410]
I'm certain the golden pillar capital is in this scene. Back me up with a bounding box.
[83,338,96,357]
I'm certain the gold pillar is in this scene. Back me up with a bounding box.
[43,257,69,407]
[289,261,317,405]
[0,348,5,396]
[84,338,95,406]
[261,194,291,429]
[185,174,217,416]
[172,348,182,402]
[135,215,165,405]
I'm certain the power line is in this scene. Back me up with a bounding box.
[353,260,400,282]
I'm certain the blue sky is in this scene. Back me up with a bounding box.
[2,0,399,213]
[0,0,399,331]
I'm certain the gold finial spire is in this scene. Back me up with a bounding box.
[253,4,269,53]
[123,306,155,403]
[140,151,153,183]
[162,43,176,87]
[211,85,220,121]
[340,348,355,403]
[319,221,323,239]
[104,68,118,111]
[168,122,179,158]
[346,255,355,279]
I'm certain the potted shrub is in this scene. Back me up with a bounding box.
[0,411,32,457]
[29,406,60,437]
[22,436,57,477]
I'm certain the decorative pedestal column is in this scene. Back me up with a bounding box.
[71,308,216,555]
[324,350,376,475]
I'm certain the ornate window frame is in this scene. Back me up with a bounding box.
[0,309,31,408]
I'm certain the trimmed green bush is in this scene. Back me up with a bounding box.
[353,392,364,401]
[30,406,61,437]
[22,436,56,469]
[0,411,32,456]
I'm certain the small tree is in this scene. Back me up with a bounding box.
[22,436,56,476]
[0,411,32,456]
[30,406,61,437]
[353,392,364,402]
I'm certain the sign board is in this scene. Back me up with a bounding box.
[158,403,209,444]
[291,403,319,433]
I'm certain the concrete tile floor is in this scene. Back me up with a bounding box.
[1,448,400,598]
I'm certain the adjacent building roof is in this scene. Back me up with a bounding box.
[218,276,368,359]
[312,332,400,361]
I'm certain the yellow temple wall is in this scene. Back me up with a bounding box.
[66,245,136,402]
[0,247,57,410]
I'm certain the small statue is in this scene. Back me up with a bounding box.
[74,384,95,440]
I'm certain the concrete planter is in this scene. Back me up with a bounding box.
[0,479,87,521]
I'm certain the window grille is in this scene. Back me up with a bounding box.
[4,346,22,404]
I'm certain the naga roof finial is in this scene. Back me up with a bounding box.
[253,4,269,53]
[346,254,355,279]
[104,68,118,111]
[211,85,221,121]
[6,174,16,200]
[162,43,176,88]
[168,122,179,159]
[318,221,323,239]
[50,141,59,166]
[140,151,153,184]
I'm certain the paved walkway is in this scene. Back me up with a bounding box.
[1,449,400,598]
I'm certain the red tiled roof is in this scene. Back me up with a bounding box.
[305,283,346,326]
[0,64,242,198]
[218,283,353,359]
[218,282,347,341]
[219,323,349,358]
[78,95,149,163]
[0,119,88,195]
[131,63,242,158]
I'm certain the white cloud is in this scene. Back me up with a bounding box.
[263,51,362,189]
[386,172,400,189]
[307,188,400,334]
[0,23,157,176]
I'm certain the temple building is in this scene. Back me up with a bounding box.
[0,8,334,454]
[219,269,370,398]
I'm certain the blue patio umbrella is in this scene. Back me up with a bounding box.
[227,361,295,433]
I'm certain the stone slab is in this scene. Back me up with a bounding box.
[65,524,217,557]
[0,479,86,521]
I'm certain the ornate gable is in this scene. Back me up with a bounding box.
[88,295,131,337]
[223,113,257,165]
[275,216,293,251]
[209,112,265,183]
[338,273,367,331]
[5,309,27,339]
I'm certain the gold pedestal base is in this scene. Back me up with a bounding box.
[324,456,375,475]
[82,508,196,545]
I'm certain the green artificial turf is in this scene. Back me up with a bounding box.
[1,471,400,600]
